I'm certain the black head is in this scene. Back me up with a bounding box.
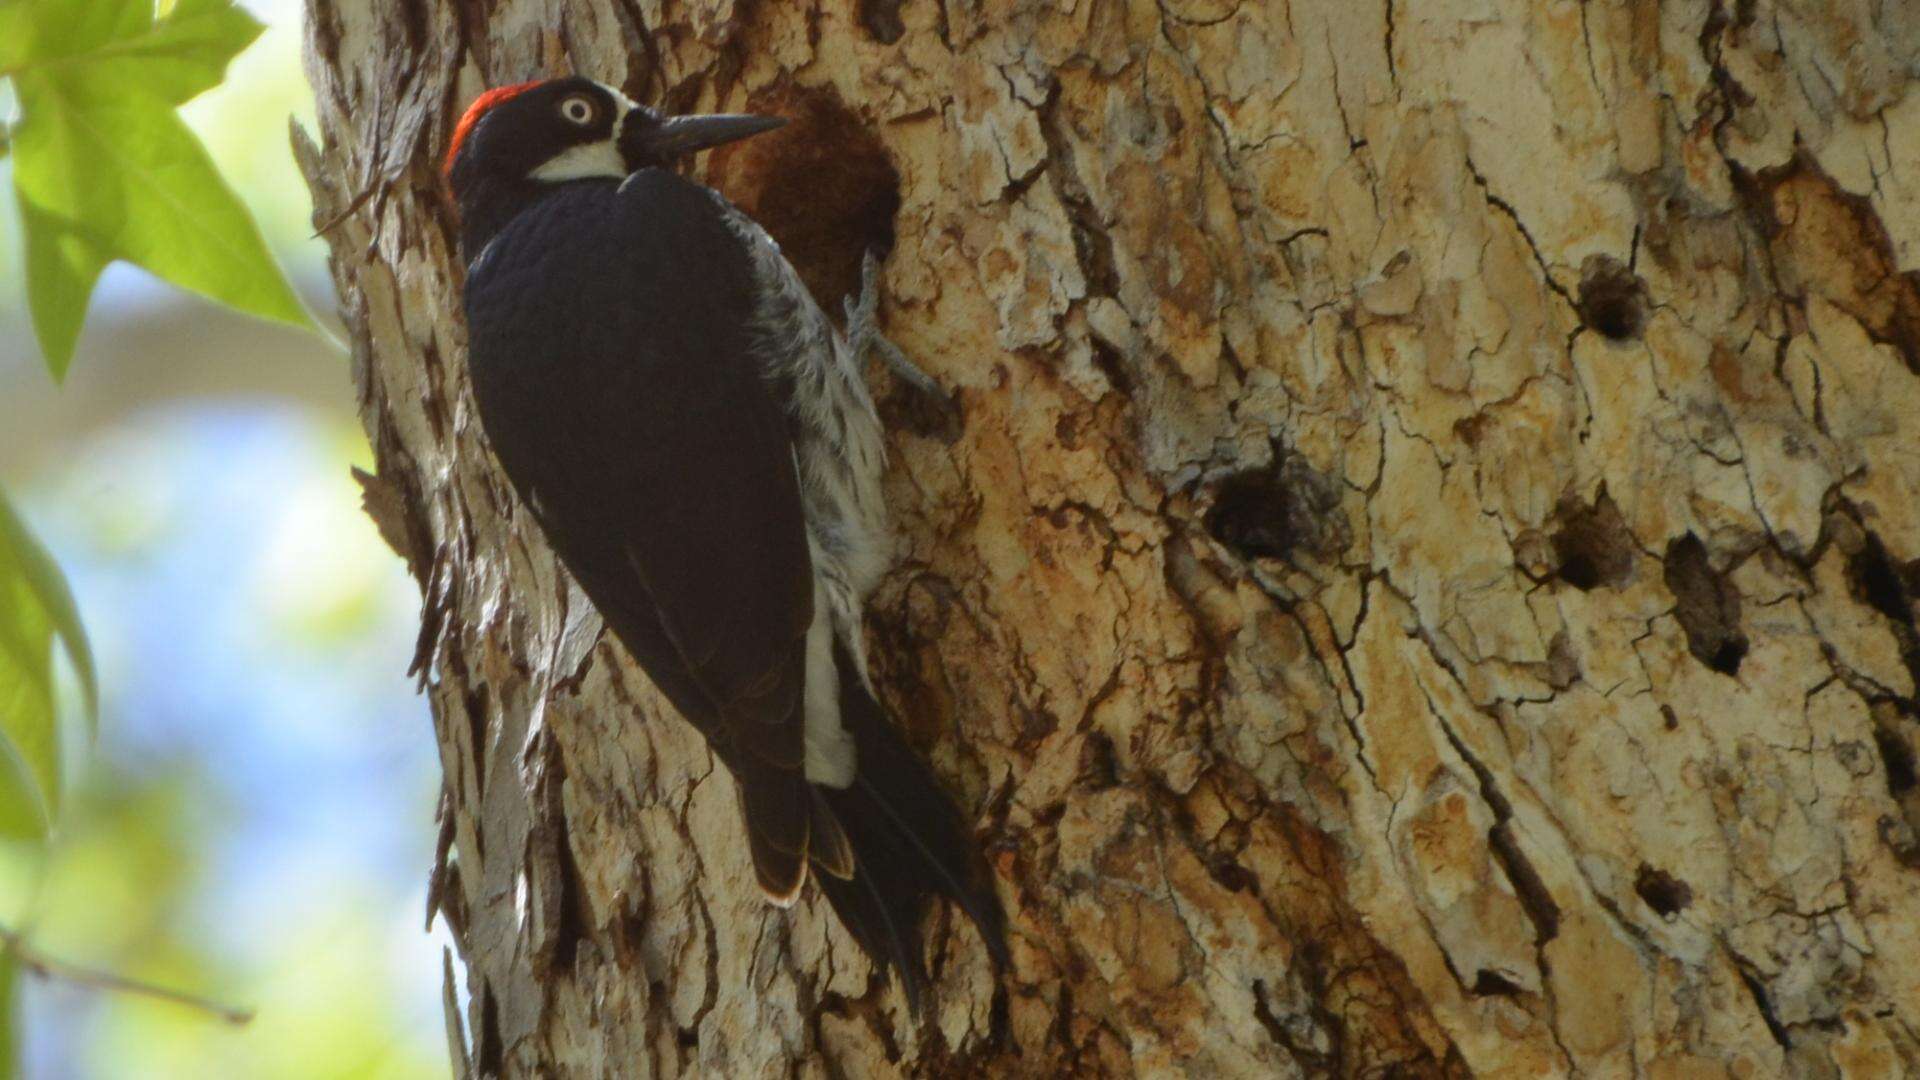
[443,76,785,255]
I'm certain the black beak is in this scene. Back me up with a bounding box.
[621,112,786,163]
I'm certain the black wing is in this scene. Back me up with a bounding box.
[464,171,817,896]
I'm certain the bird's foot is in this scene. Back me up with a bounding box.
[845,251,963,442]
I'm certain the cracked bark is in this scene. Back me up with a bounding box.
[298,0,1920,1075]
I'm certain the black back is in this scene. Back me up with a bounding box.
[464,169,812,790]
[462,166,1009,994]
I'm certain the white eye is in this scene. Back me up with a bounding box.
[559,96,595,126]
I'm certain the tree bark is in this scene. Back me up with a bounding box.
[298,0,1920,1074]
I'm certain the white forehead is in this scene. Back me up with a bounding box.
[591,80,637,112]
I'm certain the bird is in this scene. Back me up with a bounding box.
[442,76,1007,1009]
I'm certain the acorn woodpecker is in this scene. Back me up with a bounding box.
[443,76,1006,1006]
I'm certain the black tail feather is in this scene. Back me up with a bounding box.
[813,642,1007,1010]
[846,768,1010,971]
[813,797,931,1012]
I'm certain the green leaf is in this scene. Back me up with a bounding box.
[0,0,36,72]
[0,949,15,1080]
[0,491,98,838]
[15,197,109,375]
[8,0,263,106]
[0,0,148,77]
[6,0,307,377]
[0,493,95,729]
[0,591,57,827]
[0,713,48,842]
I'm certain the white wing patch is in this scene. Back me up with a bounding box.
[802,569,857,787]
[708,194,892,790]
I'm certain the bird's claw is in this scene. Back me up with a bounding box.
[845,251,963,442]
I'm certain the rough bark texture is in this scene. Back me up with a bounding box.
[298,0,1920,1075]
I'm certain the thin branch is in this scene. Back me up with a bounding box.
[0,923,254,1026]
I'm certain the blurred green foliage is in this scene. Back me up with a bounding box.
[0,2,443,1077]
[3,0,310,377]
[3,411,446,1079]
[0,493,95,840]
[0,0,314,841]
[0,0,316,862]
[0,761,440,1079]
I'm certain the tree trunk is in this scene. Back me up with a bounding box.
[297,0,1920,1074]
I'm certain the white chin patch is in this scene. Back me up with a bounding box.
[530,139,626,182]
